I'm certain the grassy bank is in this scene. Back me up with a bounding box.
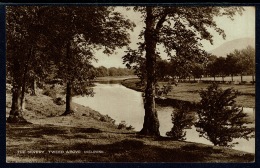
[6,85,254,162]
[121,78,255,108]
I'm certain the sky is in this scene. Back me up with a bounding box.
[92,6,255,68]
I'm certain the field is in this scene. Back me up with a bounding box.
[122,78,255,108]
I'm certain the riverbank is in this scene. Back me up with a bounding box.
[121,78,255,108]
[6,85,254,162]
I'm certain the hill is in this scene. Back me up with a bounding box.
[209,37,255,57]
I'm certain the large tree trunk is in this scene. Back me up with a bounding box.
[20,47,33,111]
[30,77,36,95]
[139,7,160,136]
[62,82,74,115]
[20,68,27,111]
[20,81,26,111]
[62,41,74,116]
[7,84,27,123]
[7,50,29,123]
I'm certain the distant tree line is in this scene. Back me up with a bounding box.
[95,66,135,77]
[137,46,255,83]
[206,46,255,82]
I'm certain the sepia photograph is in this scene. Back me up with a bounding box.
[5,5,256,163]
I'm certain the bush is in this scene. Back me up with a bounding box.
[99,115,115,124]
[53,97,65,105]
[42,86,57,98]
[155,82,173,97]
[118,121,127,129]
[166,104,194,140]
[195,83,254,147]
[126,125,135,130]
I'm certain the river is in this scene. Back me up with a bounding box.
[73,83,255,153]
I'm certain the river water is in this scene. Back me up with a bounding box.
[73,83,255,153]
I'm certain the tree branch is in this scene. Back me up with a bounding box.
[155,13,167,32]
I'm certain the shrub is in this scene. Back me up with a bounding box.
[42,86,57,98]
[166,104,194,140]
[53,97,65,105]
[195,83,254,147]
[99,115,115,124]
[155,82,173,97]
[126,125,135,130]
[118,121,127,129]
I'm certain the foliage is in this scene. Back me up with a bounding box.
[205,55,218,79]
[123,48,147,84]
[213,57,226,79]
[44,6,134,93]
[117,121,127,129]
[99,114,115,124]
[195,83,254,147]
[123,6,245,136]
[117,121,134,130]
[6,6,54,122]
[225,53,240,78]
[95,66,134,77]
[155,81,174,97]
[205,46,255,81]
[36,6,134,114]
[53,97,65,106]
[234,46,255,76]
[191,63,204,79]
[166,104,194,140]
[42,86,57,98]
[6,6,55,92]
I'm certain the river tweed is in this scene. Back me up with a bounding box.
[74,83,255,153]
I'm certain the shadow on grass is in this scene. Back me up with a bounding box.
[7,124,102,139]
[8,138,210,162]
[6,124,255,162]
[181,144,222,154]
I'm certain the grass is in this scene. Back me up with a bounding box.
[122,78,255,108]
[6,123,254,163]
[6,84,255,163]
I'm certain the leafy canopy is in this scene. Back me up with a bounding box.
[123,6,244,81]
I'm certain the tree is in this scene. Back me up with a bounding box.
[240,46,255,82]
[156,59,171,81]
[6,6,50,123]
[215,57,227,81]
[124,6,243,136]
[95,66,109,77]
[205,55,218,80]
[166,104,194,140]
[229,46,255,83]
[40,6,135,115]
[195,84,254,147]
[206,56,227,81]
[225,53,239,82]
[191,63,204,81]
[108,67,118,76]
[123,49,147,85]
